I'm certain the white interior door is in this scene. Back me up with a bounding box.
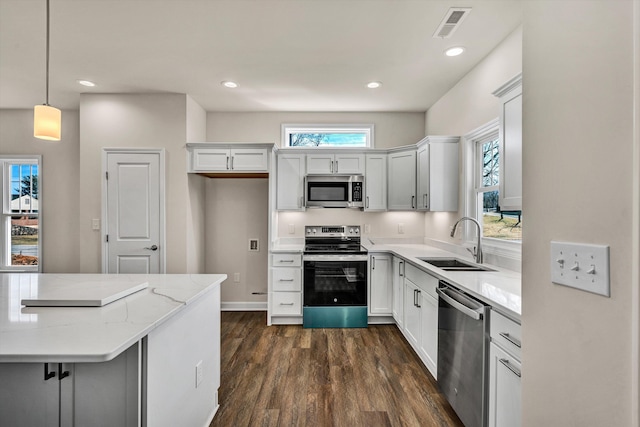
[105,151,164,274]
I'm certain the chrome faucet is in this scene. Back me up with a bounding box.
[450,217,483,264]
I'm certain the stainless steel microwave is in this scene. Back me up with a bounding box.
[304,175,364,208]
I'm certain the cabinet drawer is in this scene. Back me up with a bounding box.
[490,310,522,360]
[272,292,302,315]
[405,262,438,298]
[272,253,302,267]
[272,268,302,291]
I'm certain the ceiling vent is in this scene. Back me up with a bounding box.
[433,7,472,39]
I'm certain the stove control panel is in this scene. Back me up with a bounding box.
[305,225,360,238]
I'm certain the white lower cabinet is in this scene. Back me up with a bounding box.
[402,263,438,378]
[392,256,405,328]
[270,252,303,318]
[369,253,392,315]
[488,310,522,427]
[0,344,140,427]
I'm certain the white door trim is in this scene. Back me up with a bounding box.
[101,148,166,274]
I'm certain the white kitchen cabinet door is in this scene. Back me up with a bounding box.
[416,140,459,212]
[277,154,306,210]
[488,342,522,427]
[495,76,522,211]
[192,148,230,171]
[392,257,405,328]
[418,291,438,379]
[388,150,416,210]
[334,153,365,174]
[306,153,334,174]
[369,254,392,315]
[365,154,387,211]
[416,145,430,210]
[0,363,60,427]
[229,148,268,171]
[403,278,421,349]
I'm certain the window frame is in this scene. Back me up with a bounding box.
[462,119,521,260]
[281,124,374,148]
[0,155,42,272]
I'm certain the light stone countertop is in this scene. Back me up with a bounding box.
[271,240,521,320]
[0,274,227,363]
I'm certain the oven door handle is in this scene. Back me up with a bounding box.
[303,254,369,262]
[436,286,484,320]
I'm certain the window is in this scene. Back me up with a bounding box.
[282,124,373,148]
[464,120,521,247]
[1,156,41,271]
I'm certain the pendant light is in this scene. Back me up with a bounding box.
[34,0,61,141]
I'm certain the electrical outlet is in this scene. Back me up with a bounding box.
[92,219,100,231]
[233,273,240,282]
[550,241,610,297]
[288,224,295,234]
[195,360,203,388]
[249,239,259,251]
[364,224,371,234]
[398,223,404,234]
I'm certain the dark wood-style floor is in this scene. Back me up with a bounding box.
[210,311,463,427]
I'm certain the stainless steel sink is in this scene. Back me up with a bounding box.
[417,257,495,272]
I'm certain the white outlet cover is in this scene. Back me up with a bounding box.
[550,241,610,297]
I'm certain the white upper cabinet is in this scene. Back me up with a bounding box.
[416,137,459,212]
[306,153,364,174]
[277,153,306,211]
[365,153,387,211]
[387,149,417,210]
[493,74,522,211]
[187,144,270,173]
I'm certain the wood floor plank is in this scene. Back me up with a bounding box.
[211,312,463,427]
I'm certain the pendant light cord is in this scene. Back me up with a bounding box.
[45,0,50,106]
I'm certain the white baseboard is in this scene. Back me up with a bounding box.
[221,301,267,311]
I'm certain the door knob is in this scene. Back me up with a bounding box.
[144,244,158,251]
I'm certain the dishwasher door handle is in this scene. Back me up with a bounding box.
[436,286,484,320]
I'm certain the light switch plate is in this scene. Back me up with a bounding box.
[550,241,610,297]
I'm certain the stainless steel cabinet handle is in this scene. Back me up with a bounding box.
[416,290,421,307]
[231,156,234,170]
[499,358,522,378]
[279,278,294,282]
[144,245,158,251]
[226,156,230,170]
[279,259,294,263]
[279,302,295,306]
[330,160,333,173]
[399,260,404,277]
[335,160,338,173]
[44,363,55,380]
[499,332,522,348]
[424,193,429,209]
[366,196,370,209]
[411,196,415,209]
[371,256,376,270]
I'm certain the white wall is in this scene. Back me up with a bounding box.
[186,96,207,273]
[522,2,635,426]
[79,93,195,273]
[423,25,523,247]
[0,109,81,273]
[205,178,269,306]
[207,112,425,149]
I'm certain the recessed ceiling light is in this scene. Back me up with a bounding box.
[221,81,238,88]
[77,79,96,87]
[444,47,465,57]
[367,81,382,89]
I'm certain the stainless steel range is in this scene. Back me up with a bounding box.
[303,225,368,328]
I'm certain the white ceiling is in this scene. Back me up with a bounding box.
[0,0,522,112]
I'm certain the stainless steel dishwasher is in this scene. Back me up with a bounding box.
[436,281,490,427]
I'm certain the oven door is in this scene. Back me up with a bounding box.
[303,254,368,306]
